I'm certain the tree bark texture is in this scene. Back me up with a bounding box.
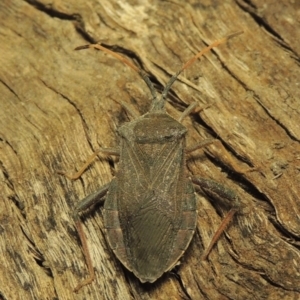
[0,0,300,299]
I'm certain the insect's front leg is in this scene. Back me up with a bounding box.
[192,177,240,260]
[58,147,120,180]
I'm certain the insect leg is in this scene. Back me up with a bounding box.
[186,138,217,154]
[179,101,219,153]
[178,101,214,123]
[73,183,110,292]
[58,147,119,180]
[109,97,140,119]
[177,101,198,122]
[75,182,110,212]
[191,177,240,260]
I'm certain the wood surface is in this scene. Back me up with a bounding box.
[1,0,300,299]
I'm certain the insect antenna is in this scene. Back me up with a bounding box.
[150,31,244,111]
[75,43,158,103]
[75,31,243,112]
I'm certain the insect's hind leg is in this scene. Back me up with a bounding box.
[192,177,240,260]
[73,183,110,292]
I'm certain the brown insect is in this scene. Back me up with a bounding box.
[60,31,243,292]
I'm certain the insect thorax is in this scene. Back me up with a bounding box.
[117,112,187,144]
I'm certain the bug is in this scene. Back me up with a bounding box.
[61,31,243,292]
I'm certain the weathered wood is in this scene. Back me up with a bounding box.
[0,0,299,299]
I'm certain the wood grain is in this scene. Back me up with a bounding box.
[0,0,299,299]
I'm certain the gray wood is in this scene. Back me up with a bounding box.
[0,0,299,299]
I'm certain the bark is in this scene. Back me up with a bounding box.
[0,0,299,299]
